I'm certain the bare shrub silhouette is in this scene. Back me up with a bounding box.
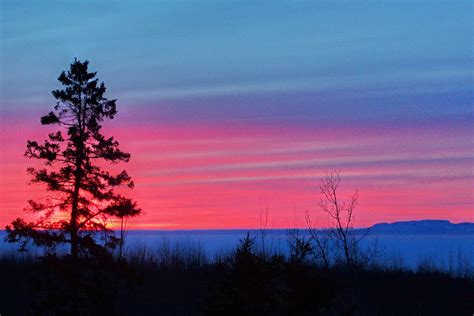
[258,198,270,259]
[287,228,313,264]
[307,171,374,269]
[319,171,360,268]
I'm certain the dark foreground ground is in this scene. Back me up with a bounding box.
[0,242,473,316]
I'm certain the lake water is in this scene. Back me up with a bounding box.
[1,230,473,273]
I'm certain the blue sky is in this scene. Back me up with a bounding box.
[1,1,472,125]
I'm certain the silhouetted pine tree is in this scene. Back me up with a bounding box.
[6,59,140,260]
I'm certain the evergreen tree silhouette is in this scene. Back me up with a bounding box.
[5,59,140,260]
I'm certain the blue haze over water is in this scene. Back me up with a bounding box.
[1,226,473,272]
[124,230,474,269]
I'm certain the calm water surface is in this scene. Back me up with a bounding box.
[1,230,472,269]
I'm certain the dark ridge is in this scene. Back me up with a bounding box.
[366,220,474,235]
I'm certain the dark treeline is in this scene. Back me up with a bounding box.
[0,233,473,316]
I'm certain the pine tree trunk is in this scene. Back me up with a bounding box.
[70,179,80,260]
[70,91,84,260]
[70,150,83,260]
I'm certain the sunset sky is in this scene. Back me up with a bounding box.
[0,1,472,229]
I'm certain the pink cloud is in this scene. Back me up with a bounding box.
[1,114,472,229]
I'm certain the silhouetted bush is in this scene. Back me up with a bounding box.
[202,233,336,315]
